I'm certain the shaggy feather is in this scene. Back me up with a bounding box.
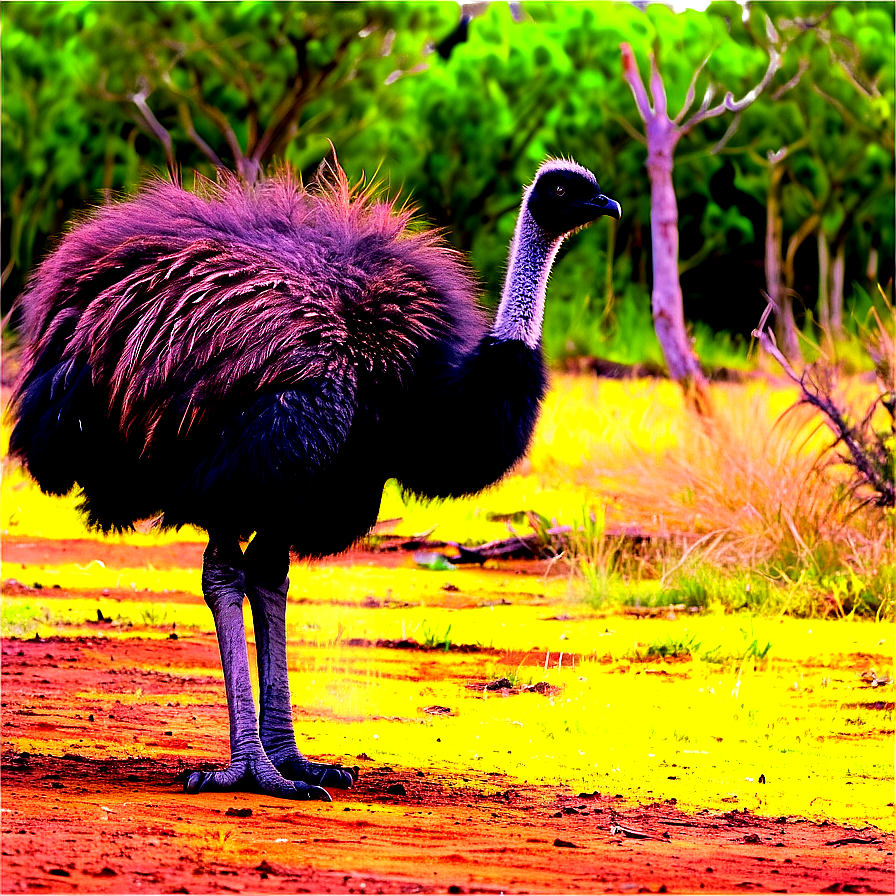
[8,165,497,545]
[8,159,611,554]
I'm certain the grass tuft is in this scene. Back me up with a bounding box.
[546,376,894,620]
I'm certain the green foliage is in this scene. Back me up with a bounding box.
[575,558,895,621]
[2,0,893,364]
[542,283,666,366]
[641,631,704,660]
[419,619,453,651]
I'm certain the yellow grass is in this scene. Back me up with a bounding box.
[2,375,893,829]
[2,374,892,608]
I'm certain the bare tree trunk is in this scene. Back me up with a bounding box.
[830,236,846,339]
[817,229,831,334]
[620,44,709,405]
[619,28,788,411]
[778,211,820,357]
[866,245,878,285]
[766,162,801,359]
[646,123,705,389]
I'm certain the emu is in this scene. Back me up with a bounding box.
[9,158,620,801]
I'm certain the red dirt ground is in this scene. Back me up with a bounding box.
[2,537,894,894]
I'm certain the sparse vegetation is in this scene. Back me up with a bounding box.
[419,620,453,652]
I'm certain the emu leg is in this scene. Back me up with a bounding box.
[244,534,357,789]
[184,539,331,801]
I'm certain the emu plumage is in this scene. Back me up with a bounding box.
[9,159,620,800]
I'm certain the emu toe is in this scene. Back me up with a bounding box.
[184,755,332,801]
[276,755,359,789]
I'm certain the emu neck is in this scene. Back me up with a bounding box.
[492,211,562,349]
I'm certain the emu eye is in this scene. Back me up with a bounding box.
[552,184,565,197]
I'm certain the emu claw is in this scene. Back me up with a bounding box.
[276,756,359,789]
[184,758,332,801]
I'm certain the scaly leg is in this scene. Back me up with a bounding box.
[243,534,357,789]
[184,538,331,800]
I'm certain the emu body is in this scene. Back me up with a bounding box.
[9,159,620,799]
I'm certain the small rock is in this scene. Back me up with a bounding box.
[386,783,406,796]
[225,807,252,818]
[421,705,455,716]
[553,838,581,849]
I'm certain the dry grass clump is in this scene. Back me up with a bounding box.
[534,374,893,617]
[631,387,888,571]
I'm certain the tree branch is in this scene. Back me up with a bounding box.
[673,53,711,125]
[252,28,359,165]
[753,297,895,507]
[177,102,225,169]
[783,212,820,285]
[620,42,653,123]
[771,57,809,99]
[130,78,179,184]
[160,69,249,179]
[710,112,742,154]
[648,52,667,118]
[679,18,782,137]
[609,110,647,145]
[813,83,892,148]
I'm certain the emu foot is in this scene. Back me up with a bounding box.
[184,754,332,801]
[275,754,359,789]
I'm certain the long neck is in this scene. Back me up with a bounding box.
[491,208,563,349]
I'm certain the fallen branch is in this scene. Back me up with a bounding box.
[371,523,697,564]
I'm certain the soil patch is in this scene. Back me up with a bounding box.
[1,535,559,577]
[2,632,893,894]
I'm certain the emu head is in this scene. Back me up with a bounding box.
[525,159,622,235]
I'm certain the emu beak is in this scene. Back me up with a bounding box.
[590,194,622,220]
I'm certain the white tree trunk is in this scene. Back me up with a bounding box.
[619,32,786,408]
[866,245,878,284]
[767,163,801,359]
[619,43,708,403]
[817,230,831,333]
[646,119,705,388]
[830,238,845,339]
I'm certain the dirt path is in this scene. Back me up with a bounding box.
[2,629,893,895]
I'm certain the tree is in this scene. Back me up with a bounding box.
[618,5,801,402]
[1,1,452,312]
[728,2,894,358]
[81,1,450,184]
